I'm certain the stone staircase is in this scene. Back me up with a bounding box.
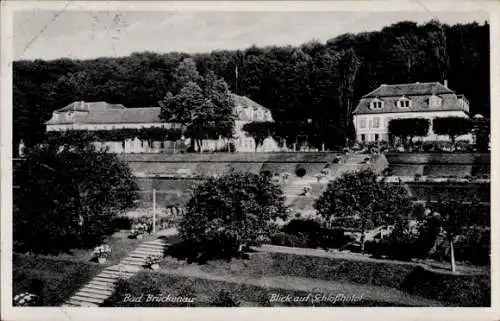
[344,153,369,165]
[61,238,169,307]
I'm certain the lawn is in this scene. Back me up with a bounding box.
[12,254,102,306]
[12,229,149,306]
[43,230,150,266]
[102,270,446,307]
[149,245,489,307]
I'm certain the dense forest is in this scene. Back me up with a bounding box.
[13,20,489,150]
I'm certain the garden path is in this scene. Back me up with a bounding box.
[60,228,177,307]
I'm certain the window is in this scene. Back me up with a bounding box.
[361,134,366,142]
[373,117,380,128]
[375,134,379,141]
[429,95,442,108]
[398,98,411,108]
[359,118,366,129]
[371,99,383,109]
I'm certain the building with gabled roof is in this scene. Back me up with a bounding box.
[45,94,280,153]
[352,81,471,143]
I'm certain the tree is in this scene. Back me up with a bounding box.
[432,117,472,148]
[472,116,490,152]
[242,122,274,151]
[172,57,201,92]
[426,198,480,272]
[337,48,361,145]
[179,170,287,261]
[14,131,139,254]
[388,118,430,148]
[159,61,235,152]
[314,169,413,252]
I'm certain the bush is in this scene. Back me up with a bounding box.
[14,131,139,254]
[295,166,306,177]
[269,232,310,248]
[422,142,434,152]
[269,220,356,250]
[179,170,287,261]
[210,290,240,307]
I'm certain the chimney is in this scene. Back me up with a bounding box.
[444,79,448,88]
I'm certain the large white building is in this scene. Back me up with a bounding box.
[352,81,472,143]
[45,94,281,153]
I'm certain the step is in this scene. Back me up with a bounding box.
[107,265,140,273]
[61,302,80,307]
[134,245,165,251]
[78,287,114,296]
[74,290,110,300]
[85,282,116,292]
[88,279,118,287]
[68,295,104,304]
[65,299,99,307]
[146,239,169,244]
[142,242,168,247]
[131,250,164,257]
[120,261,146,267]
[129,252,164,258]
[99,271,135,279]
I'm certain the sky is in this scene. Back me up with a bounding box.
[13,10,488,61]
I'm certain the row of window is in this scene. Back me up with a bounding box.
[359,116,384,129]
[370,95,442,110]
[235,107,272,121]
[360,133,382,142]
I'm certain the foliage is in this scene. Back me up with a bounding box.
[179,170,287,261]
[295,167,306,177]
[13,292,40,306]
[13,21,489,154]
[242,121,274,150]
[159,60,235,151]
[14,131,139,254]
[13,254,102,306]
[47,128,183,143]
[432,117,472,145]
[315,169,413,251]
[426,197,484,271]
[388,118,430,147]
[145,255,163,267]
[93,244,112,259]
[129,222,149,238]
[472,116,490,152]
[270,219,356,249]
[210,290,241,307]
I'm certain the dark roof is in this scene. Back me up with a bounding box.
[362,82,453,98]
[353,82,468,115]
[46,95,270,125]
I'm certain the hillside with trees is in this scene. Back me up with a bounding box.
[13,20,489,152]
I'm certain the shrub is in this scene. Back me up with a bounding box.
[14,131,139,254]
[210,290,240,307]
[295,167,306,177]
[269,232,310,248]
[315,169,413,252]
[422,142,434,152]
[179,170,287,261]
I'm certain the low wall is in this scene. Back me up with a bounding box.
[385,153,490,165]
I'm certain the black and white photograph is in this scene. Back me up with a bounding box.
[1,0,498,319]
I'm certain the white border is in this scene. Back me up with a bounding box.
[1,1,499,321]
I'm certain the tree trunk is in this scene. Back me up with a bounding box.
[196,139,202,153]
[450,238,456,273]
[360,218,366,253]
[360,231,365,253]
